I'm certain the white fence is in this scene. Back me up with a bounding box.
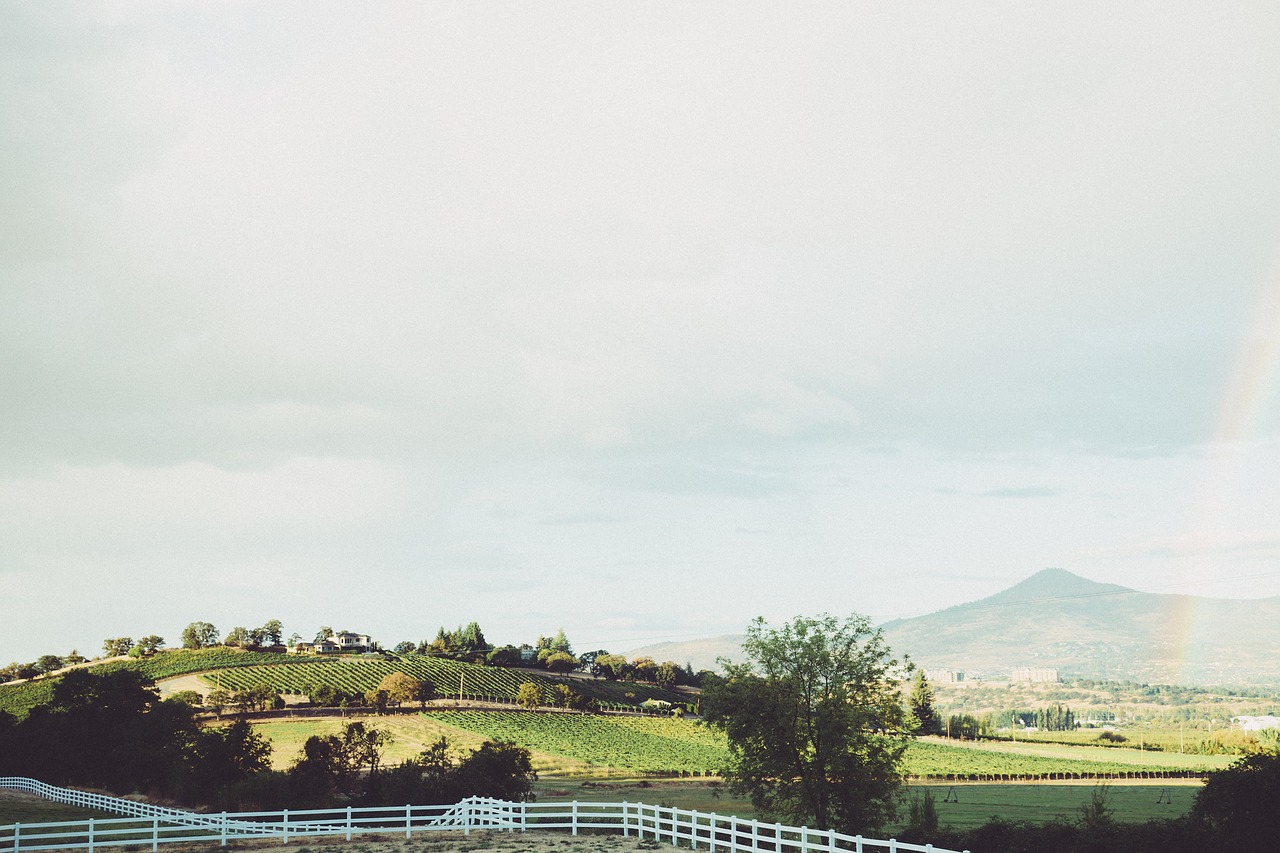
[0,777,968,853]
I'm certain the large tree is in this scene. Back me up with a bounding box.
[181,621,220,650]
[702,613,908,833]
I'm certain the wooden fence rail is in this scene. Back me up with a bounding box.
[1,778,968,853]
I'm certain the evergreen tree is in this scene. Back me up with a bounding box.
[908,671,942,735]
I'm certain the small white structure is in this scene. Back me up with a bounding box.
[1011,667,1059,683]
[1234,715,1280,732]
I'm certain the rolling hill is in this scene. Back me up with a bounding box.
[629,569,1280,688]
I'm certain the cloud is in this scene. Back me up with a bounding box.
[979,486,1063,499]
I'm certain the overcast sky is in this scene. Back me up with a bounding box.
[4,2,1280,665]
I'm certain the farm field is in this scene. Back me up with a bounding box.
[431,710,728,775]
[248,715,597,776]
[907,737,1230,778]
[0,648,316,719]
[533,780,1201,831]
[207,657,687,710]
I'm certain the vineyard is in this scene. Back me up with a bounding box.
[0,648,315,719]
[428,710,729,774]
[203,656,689,710]
[412,711,1232,780]
[903,738,1230,779]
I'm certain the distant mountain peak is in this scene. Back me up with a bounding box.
[985,567,1131,604]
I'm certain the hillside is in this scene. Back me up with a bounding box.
[880,568,1280,687]
[625,569,1280,689]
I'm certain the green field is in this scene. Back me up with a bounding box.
[431,710,728,775]
[906,737,1230,779]
[207,656,687,710]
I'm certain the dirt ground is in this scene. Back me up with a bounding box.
[217,832,673,853]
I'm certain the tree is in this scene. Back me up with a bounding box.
[544,651,578,672]
[103,637,134,657]
[34,655,63,675]
[224,626,251,648]
[136,635,165,655]
[260,620,284,646]
[516,682,542,709]
[377,672,431,707]
[182,622,220,650]
[907,671,941,735]
[702,613,908,834]
[1192,750,1280,848]
[63,649,87,666]
[393,641,416,655]
[315,626,336,644]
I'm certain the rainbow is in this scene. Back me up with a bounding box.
[1165,259,1280,683]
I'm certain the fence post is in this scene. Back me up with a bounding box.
[888,839,896,853]
[622,801,629,837]
[221,812,228,847]
[776,822,783,853]
[708,813,717,853]
[691,809,699,850]
[406,804,412,839]
[572,801,578,836]
[282,809,289,844]
[153,815,160,852]
[12,822,18,853]
[88,817,95,853]
[855,835,863,853]
[828,828,836,853]
[730,814,738,853]
[347,806,353,841]
[464,799,471,836]
[751,818,759,853]
[801,826,808,853]
[522,800,528,833]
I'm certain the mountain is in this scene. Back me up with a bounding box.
[622,635,746,674]
[879,568,1280,687]
[628,569,1280,688]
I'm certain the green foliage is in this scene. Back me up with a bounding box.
[517,682,543,709]
[702,613,908,833]
[204,654,685,709]
[1192,750,1280,848]
[908,671,942,735]
[102,636,133,657]
[182,621,220,650]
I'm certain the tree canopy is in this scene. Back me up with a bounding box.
[702,613,908,833]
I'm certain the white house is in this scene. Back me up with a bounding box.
[329,632,373,652]
[1234,715,1280,732]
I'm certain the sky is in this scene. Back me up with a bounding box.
[3,1,1280,666]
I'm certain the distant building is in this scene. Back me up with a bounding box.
[329,632,373,652]
[1234,715,1280,732]
[1011,667,1059,683]
[926,669,965,683]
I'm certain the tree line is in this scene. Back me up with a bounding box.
[0,668,533,812]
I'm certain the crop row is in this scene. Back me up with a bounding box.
[203,656,688,709]
[429,710,730,773]
[0,648,316,719]
[902,739,1219,778]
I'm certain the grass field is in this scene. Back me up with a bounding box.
[0,792,111,827]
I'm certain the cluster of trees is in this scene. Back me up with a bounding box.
[0,668,536,813]
[0,669,272,806]
[0,649,89,683]
[245,725,535,811]
[515,681,598,712]
[388,623,706,687]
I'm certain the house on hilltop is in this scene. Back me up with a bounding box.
[329,632,373,652]
[289,634,366,655]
